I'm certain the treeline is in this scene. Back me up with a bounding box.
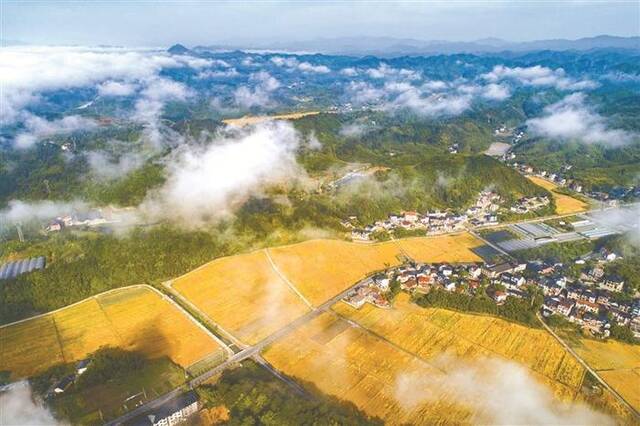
[196,360,382,425]
[413,289,542,328]
[0,227,232,324]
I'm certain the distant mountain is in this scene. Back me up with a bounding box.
[167,43,191,55]
[193,35,640,57]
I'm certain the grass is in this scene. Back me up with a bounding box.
[0,286,222,380]
[171,250,311,345]
[527,176,588,215]
[50,357,185,424]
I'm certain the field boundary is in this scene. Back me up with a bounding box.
[0,284,232,358]
[264,248,314,309]
[537,313,640,420]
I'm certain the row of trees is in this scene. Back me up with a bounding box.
[413,288,542,328]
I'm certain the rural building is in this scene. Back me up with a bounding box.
[128,391,199,426]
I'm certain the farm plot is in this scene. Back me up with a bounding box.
[567,337,640,412]
[263,312,474,424]
[171,250,311,345]
[332,294,585,400]
[396,233,484,264]
[266,239,404,306]
[0,286,222,380]
[528,176,588,215]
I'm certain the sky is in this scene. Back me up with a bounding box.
[2,1,639,47]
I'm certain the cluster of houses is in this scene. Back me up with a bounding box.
[509,195,550,215]
[343,275,392,309]
[537,253,640,338]
[506,158,640,205]
[45,210,110,232]
[347,191,503,241]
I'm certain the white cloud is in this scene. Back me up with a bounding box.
[387,88,472,116]
[347,81,386,104]
[0,46,202,125]
[482,65,597,91]
[482,83,511,100]
[270,56,330,73]
[234,71,280,108]
[297,62,330,74]
[97,80,137,97]
[86,150,146,180]
[142,121,305,225]
[133,77,191,146]
[0,384,60,426]
[0,199,88,223]
[14,114,97,149]
[339,122,370,138]
[394,356,613,425]
[340,67,358,77]
[366,63,421,81]
[526,93,633,146]
[197,68,240,79]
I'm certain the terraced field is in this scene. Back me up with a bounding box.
[171,250,311,345]
[222,111,320,126]
[0,286,223,380]
[528,176,588,215]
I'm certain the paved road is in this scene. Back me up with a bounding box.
[537,313,640,421]
[106,278,365,425]
[106,201,640,425]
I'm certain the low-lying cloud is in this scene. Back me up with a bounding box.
[234,71,281,108]
[482,65,597,91]
[142,121,306,225]
[270,56,330,74]
[0,383,60,426]
[526,93,634,146]
[14,114,97,149]
[394,355,613,425]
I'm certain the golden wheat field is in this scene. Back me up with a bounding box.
[332,294,585,400]
[396,233,484,264]
[222,111,321,127]
[172,250,311,345]
[0,286,221,380]
[263,312,475,424]
[567,337,640,412]
[266,239,405,306]
[528,176,588,215]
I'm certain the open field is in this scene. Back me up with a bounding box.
[263,312,473,424]
[396,233,484,264]
[266,239,404,306]
[263,303,599,424]
[0,286,222,380]
[222,111,321,127]
[171,250,311,345]
[528,176,588,215]
[333,294,585,400]
[566,337,640,412]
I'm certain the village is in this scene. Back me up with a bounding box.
[346,189,552,241]
[342,246,640,340]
